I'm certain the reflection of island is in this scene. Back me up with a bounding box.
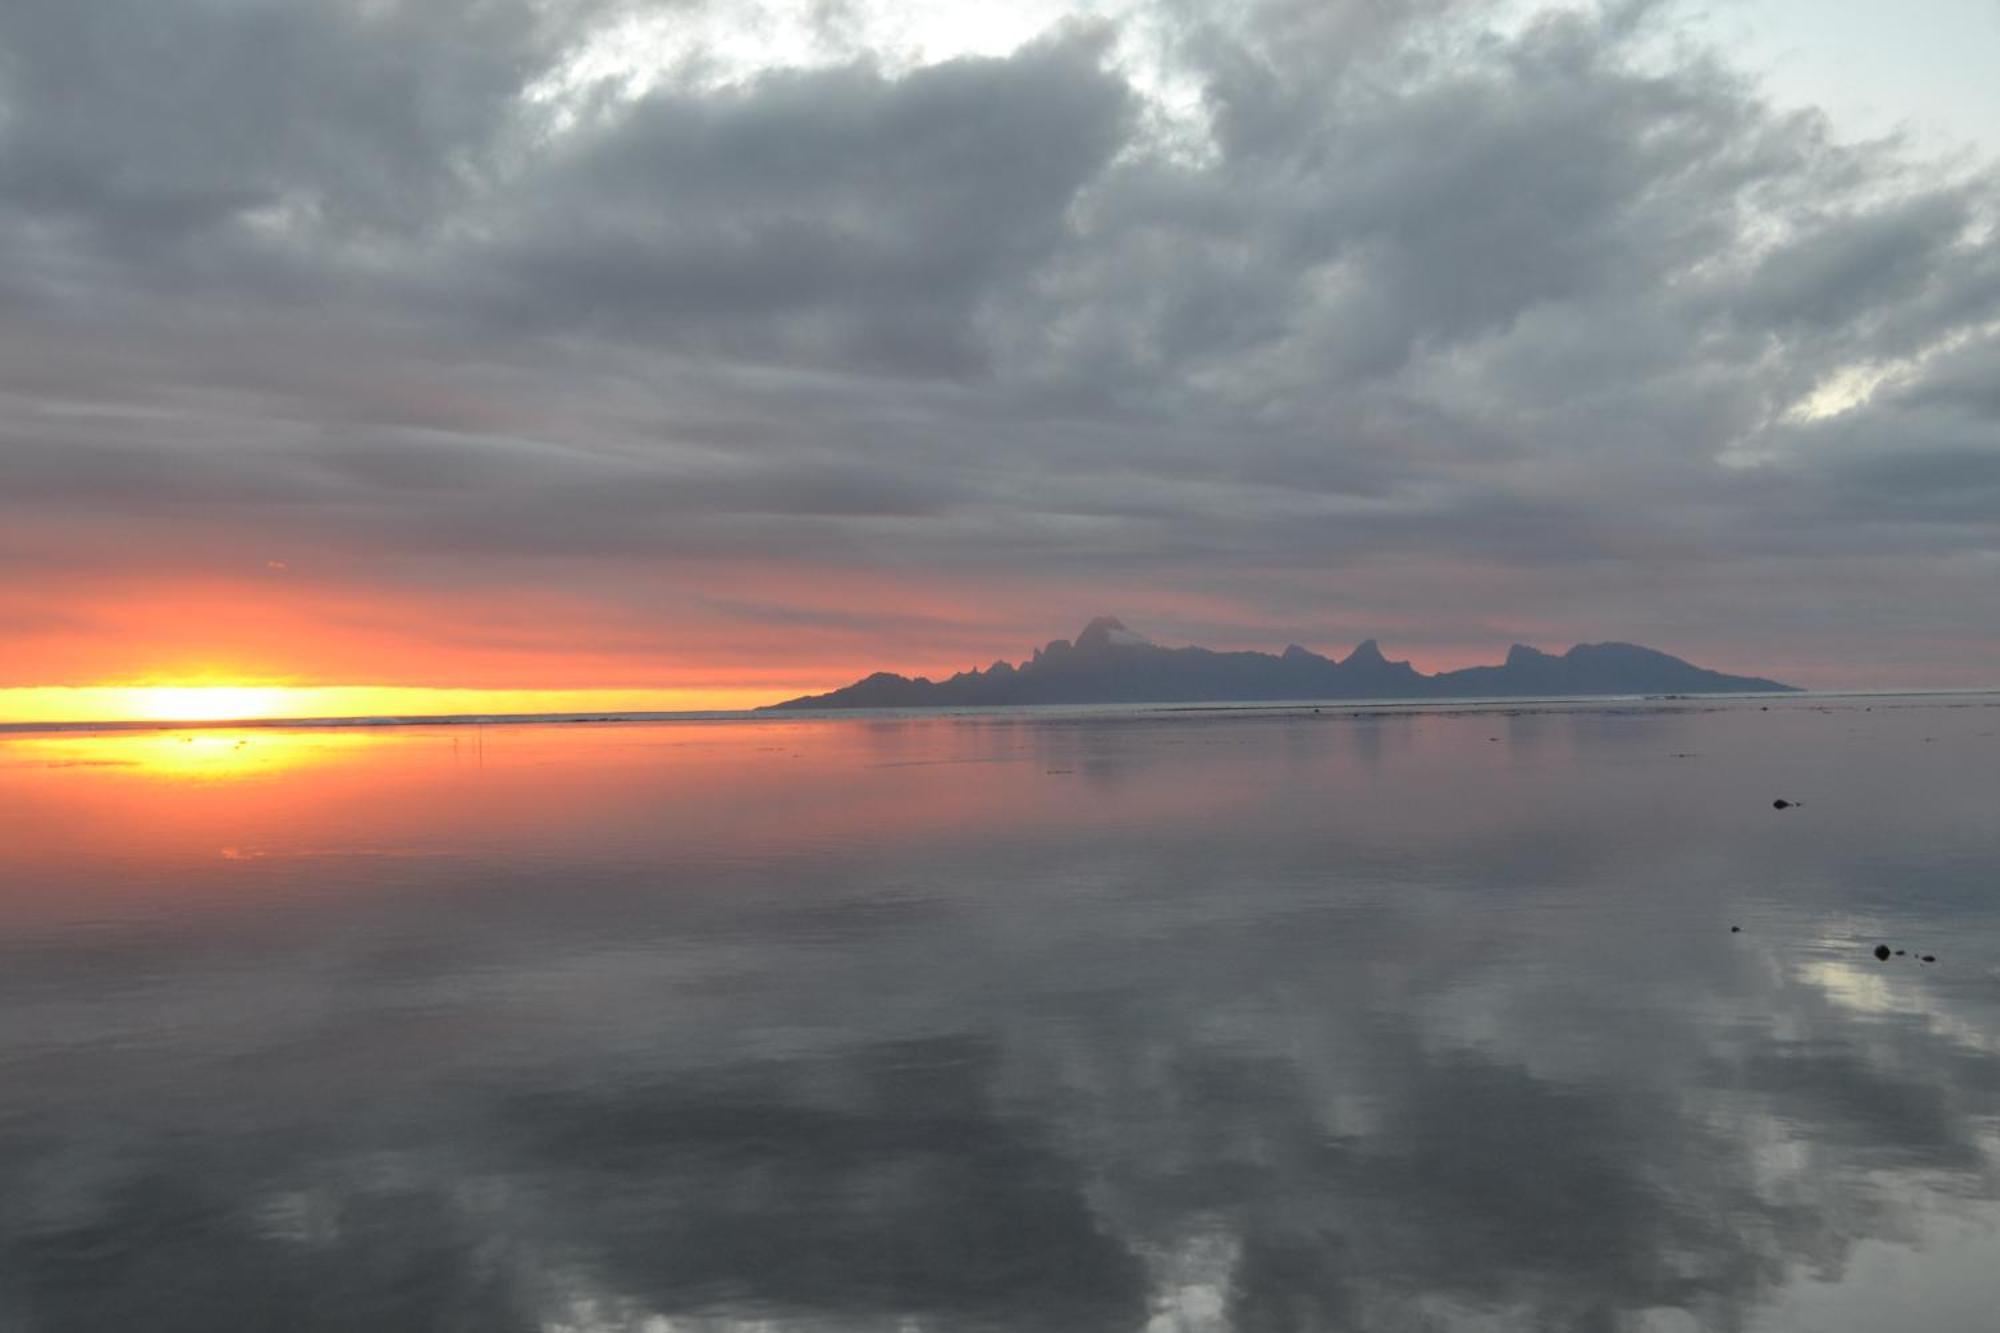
[768,617,1798,709]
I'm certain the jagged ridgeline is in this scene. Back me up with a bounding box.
[765,617,1798,710]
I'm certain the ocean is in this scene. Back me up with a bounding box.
[2,695,1998,1331]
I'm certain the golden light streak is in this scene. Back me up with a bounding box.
[8,729,377,781]
[0,684,785,727]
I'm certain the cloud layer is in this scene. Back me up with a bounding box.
[2,0,1997,692]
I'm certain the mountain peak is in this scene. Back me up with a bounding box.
[1075,616,1153,649]
[1343,638,1386,666]
[1566,641,1665,661]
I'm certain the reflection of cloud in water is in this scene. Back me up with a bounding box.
[2,703,1999,1329]
[5,1003,1994,1331]
[505,1037,1147,1330]
[0,1152,540,1333]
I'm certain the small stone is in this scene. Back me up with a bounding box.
[1922,955,1936,963]
[1873,944,1892,961]
[1730,925,1741,933]
[1773,799,1795,810]
[1895,950,1906,956]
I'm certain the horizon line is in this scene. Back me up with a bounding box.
[10,688,2000,738]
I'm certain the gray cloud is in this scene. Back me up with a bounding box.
[1,0,1998,686]
[472,30,1134,374]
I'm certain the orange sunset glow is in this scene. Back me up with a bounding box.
[0,683,786,727]
[0,572,1075,725]
[0,567,1867,728]
[0,576,855,723]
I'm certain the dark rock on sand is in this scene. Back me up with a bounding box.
[1773,799,1796,810]
[1922,954,1936,963]
[1873,944,1892,961]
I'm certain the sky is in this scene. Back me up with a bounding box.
[2,0,1998,720]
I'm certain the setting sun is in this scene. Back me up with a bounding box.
[125,686,288,723]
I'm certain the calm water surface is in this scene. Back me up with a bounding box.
[3,698,1999,1331]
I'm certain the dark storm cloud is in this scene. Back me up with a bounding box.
[2,0,1998,678]
[0,0,575,260]
[471,33,1134,374]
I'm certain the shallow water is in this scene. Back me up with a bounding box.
[2,697,1999,1332]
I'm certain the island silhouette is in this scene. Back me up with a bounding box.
[766,617,1797,709]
